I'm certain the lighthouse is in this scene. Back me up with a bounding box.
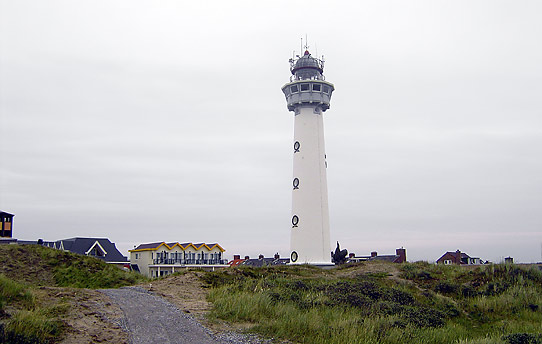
[281,49,335,265]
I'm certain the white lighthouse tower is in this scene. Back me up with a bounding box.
[281,49,335,265]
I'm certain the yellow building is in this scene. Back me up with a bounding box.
[129,242,227,277]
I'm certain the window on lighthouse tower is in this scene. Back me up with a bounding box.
[292,215,299,228]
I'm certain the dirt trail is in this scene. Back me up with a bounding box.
[38,287,129,344]
[101,287,219,344]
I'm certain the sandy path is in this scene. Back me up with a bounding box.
[101,287,219,344]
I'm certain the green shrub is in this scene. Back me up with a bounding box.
[503,333,542,344]
[434,281,460,295]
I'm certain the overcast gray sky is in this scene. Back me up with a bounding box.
[1,0,541,263]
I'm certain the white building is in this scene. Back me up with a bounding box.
[129,242,227,277]
[281,49,335,266]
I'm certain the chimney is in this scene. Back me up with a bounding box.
[349,253,355,258]
[244,256,250,260]
[395,248,406,263]
[233,255,240,260]
[259,254,264,260]
[455,250,461,265]
[274,253,280,259]
[371,251,377,258]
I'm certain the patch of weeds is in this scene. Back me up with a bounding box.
[54,263,144,289]
[0,274,35,310]
[0,310,63,344]
[200,271,239,288]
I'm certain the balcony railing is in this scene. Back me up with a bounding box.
[152,259,227,265]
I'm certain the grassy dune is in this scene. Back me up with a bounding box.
[203,262,542,344]
[0,244,146,343]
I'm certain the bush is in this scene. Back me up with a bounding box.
[401,307,446,328]
[434,281,460,295]
[503,333,542,344]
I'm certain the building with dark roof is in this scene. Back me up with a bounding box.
[436,250,482,265]
[129,242,228,277]
[348,248,407,264]
[240,254,290,267]
[40,237,128,265]
[1,211,14,239]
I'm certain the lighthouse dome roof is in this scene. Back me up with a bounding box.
[291,50,323,78]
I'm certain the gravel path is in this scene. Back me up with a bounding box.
[101,287,275,344]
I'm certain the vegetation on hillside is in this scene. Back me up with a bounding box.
[0,244,146,343]
[202,262,542,344]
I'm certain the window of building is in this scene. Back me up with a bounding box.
[290,85,298,93]
[312,84,321,91]
[323,85,330,94]
[300,84,310,91]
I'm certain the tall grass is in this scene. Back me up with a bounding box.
[0,274,35,311]
[204,263,542,344]
[0,274,64,343]
[0,310,63,344]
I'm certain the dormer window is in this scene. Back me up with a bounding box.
[85,241,108,257]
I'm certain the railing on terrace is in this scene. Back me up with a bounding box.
[152,259,227,265]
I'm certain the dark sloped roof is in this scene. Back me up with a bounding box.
[242,258,274,267]
[441,251,471,259]
[133,242,165,250]
[369,255,399,263]
[1,211,14,217]
[241,257,290,267]
[56,237,127,263]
